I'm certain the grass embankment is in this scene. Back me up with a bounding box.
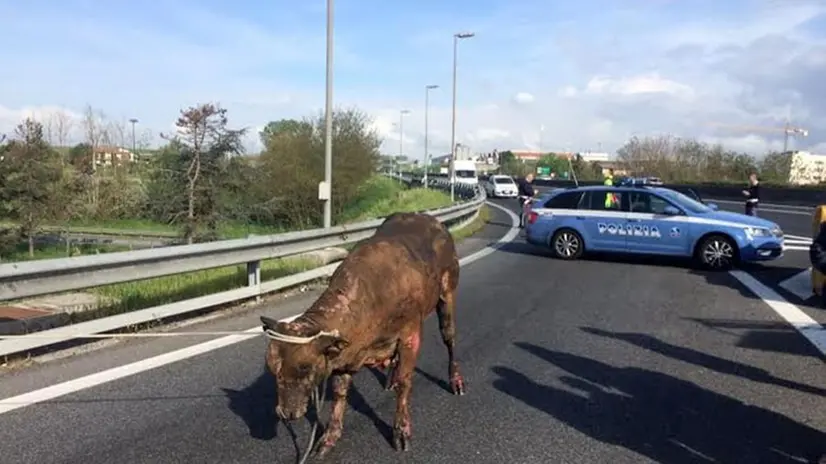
[74,176,456,321]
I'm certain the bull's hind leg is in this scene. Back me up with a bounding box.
[437,280,466,395]
[392,324,422,451]
[315,373,352,458]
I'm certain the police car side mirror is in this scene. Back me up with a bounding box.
[663,205,681,216]
[706,202,719,211]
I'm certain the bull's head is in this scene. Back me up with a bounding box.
[260,316,350,421]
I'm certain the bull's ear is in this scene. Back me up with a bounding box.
[318,335,350,359]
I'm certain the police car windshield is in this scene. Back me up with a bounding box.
[658,189,712,214]
[493,177,514,184]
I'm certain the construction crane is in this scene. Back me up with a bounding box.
[707,121,809,152]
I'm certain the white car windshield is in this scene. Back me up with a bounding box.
[658,189,711,214]
[493,177,514,184]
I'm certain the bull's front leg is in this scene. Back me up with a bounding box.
[315,373,352,458]
[392,325,422,451]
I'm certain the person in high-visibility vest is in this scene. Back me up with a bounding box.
[603,169,618,208]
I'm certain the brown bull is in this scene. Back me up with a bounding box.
[260,212,464,456]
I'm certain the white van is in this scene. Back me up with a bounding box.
[452,159,478,186]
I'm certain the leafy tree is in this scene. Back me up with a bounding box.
[0,119,65,256]
[68,143,93,173]
[257,108,381,228]
[759,151,792,184]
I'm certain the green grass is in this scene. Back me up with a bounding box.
[69,176,454,320]
[0,177,453,240]
[450,205,491,242]
[0,219,284,239]
[1,242,131,262]
[79,256,317,322]
[338,176,452,223]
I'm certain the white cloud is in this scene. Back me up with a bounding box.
[513,92,535,104]
[583,74,695,99]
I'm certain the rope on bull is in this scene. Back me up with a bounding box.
[263,326,336,464]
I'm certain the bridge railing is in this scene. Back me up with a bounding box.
[0,176,485,358]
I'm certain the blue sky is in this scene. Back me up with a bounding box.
[1,0,825,158]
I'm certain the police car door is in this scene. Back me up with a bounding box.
[578,189,629,252]
[626,191,687,255]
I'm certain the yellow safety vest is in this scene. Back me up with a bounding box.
[604,176,615,207]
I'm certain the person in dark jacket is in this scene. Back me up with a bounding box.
[810,222,826,273]
[809,222,826,307]
[516,173,536,228]
[742,173,760,216]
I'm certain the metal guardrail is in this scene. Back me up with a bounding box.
[0,176,485,357]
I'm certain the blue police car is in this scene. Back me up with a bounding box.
[523,184,785,270]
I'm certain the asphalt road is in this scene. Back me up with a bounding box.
[0,200,824,464]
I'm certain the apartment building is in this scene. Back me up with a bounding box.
[788,151,826,185]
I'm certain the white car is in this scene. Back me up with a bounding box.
[485,175,518,198]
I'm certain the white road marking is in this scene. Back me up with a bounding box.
[729,270,826,357]
[785,234,813,242]
[0,202,520,415]
[778,268,814,301]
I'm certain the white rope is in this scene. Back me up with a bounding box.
[0,328,342,342]
[263,328,340,344]
[0,331,262,339]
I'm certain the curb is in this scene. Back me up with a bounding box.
[0,311,72,336]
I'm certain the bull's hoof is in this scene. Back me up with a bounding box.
[450,374,466,395]
[392,424,412,451]
[314,432,340,458]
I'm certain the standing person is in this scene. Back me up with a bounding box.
[603,168,614,186]
[603,168,618,208]
[742,173,760,216]
[516,173,536,227]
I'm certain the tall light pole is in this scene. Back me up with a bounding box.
[449,31,475,202]
[424,84,439,188]
[322,0,334,228]
[128,118,138,157]
[399,109,410,177]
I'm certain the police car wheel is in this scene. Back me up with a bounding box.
[551,229,584,260]
[697,235,737,270]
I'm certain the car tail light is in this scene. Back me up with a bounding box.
[527,211,539,224]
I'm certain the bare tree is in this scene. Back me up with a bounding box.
[162,103,244,243]
[53,110,75,147]
[81,105,113,150]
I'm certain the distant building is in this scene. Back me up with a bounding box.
[92,146,135,167]
[454,143,472,161]
[788,151,826,185]
[578,151,611,163]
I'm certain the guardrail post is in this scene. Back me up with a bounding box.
[247,260,261,302]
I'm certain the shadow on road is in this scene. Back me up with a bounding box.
[581,327,826,394]
[685,317,826,359]
[492,342,825,464]
[224,367,394,450]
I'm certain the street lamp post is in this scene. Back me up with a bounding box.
[449,31,475,202]
[128,118,138,156]
[424,85,439,189]
[399,109,410,178]
[322,0,335,229]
